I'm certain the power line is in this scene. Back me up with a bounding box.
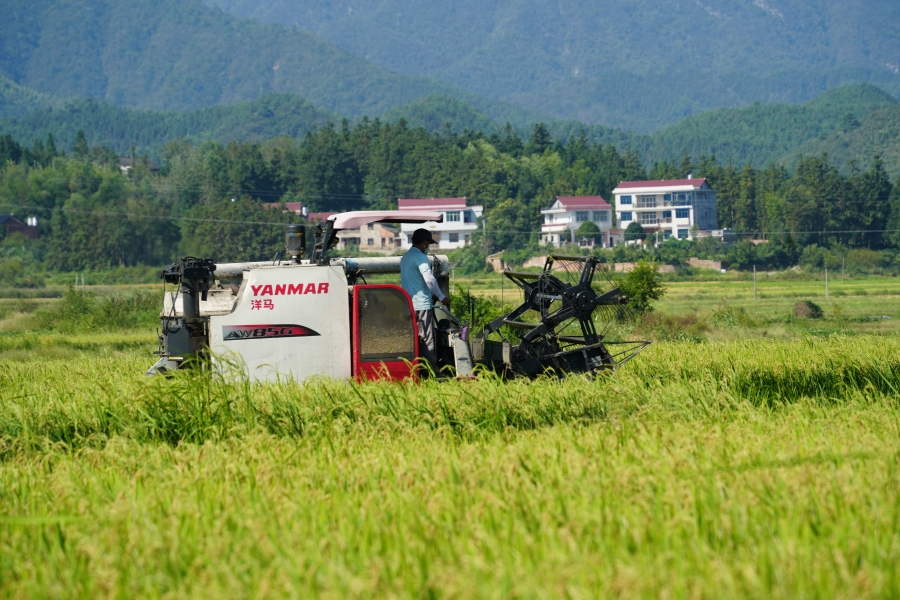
[2,203,897,237]
[0,204,297,226]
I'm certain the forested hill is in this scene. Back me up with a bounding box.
[3,83,899,178]
[640,84,900,169]
[206,0,900,131]
[0,0,533,125]
[0,75,51,120]
[0,95,336,153]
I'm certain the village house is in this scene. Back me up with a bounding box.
[0,215,39,239]
[335,222,402,254]
[118,157,160,175]
[397,198,483,250]
[540,196,615,248]
[611,177,718,241]
[262,202,306,216]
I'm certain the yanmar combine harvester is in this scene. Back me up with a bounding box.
[146,211,648,382]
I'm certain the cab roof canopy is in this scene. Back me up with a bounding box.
[327,210,444,231]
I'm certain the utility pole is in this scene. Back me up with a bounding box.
[753,265,757,300]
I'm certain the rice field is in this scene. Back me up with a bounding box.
[1,332,899,598]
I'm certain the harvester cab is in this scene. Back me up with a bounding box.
[146,211,649,383]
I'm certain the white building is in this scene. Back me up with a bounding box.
[398,198,483,250]
[540,196,614,248]
[611,177,718,241]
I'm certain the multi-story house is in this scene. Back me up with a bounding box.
[336,223,402,254]
[540,196,614,248]
[611,177,718,241]
[397,198,483,250]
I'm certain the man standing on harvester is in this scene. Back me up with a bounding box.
[401,228,450,374]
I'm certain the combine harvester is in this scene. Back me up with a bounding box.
[146,211,649,382]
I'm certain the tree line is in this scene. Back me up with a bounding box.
[1,121,899,285]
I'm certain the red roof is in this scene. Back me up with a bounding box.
[553,196,611,210]
[398,197,466,209]
[616,178,707,189]
[263,202,305,214]
[306,212,336,222]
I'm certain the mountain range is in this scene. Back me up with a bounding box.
[0,0,898,177]
[206,0,900,130]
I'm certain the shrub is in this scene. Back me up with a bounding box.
[618,260,665,314]
[624,221,646,242]
[0,258,46,288]
[793,300,823,319]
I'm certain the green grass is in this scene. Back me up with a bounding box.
[1,335,899,597]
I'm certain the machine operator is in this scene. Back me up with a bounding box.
[401,228,450,374]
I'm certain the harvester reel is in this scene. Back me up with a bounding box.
[474,255,649,378]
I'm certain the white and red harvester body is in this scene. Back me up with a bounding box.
[147,211,471,383]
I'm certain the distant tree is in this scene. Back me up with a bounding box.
[624,221,646,242]
[73,130,89,160]
[885,177,900,248]
[182,197,291,262]
[524,123,552,156]
[576,220,601,243]
[0,134,23,165]
[495,123,524,156]
[850,155,892,248]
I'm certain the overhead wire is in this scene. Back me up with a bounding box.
[2,202,898,237]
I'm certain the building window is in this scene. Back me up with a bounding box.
[678,229,688,239]
[620,212,632,222]
[464,210,475,223]
[676,194,690,206]
[449,233,459,243]
[664,194,672,203]
[676,208,690,219]
[640,196,656,208]
[662,210,671,219]
[619,195,632,205]
[367,223,374,230]
[446,211,460,222]
[663,230,671,239]
[546,214,553,223]
[381,238,386,248]
[464,235,470,245]
[641,212,657,225]
[593,211,608,222]
[367,238,374,246]
[575,211,588,222]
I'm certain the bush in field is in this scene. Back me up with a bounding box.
[0,258,45,288]
[639,311,707,342]
[710,303,758,328]
[618,260,665,314]
[449,284,505,329]
[793,300,823,319]
[32,287,160,332]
